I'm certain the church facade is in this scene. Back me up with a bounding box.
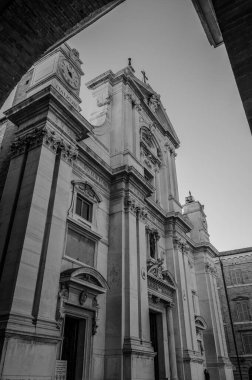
[0,44,233,380]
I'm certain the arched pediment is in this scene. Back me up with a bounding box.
[72,180,101,203]
[60,266,109,294]
[195,315,207,330]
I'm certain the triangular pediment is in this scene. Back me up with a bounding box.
[128,74,180,146]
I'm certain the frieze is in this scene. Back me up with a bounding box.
[147,275,174,301]
[75,161,110,191]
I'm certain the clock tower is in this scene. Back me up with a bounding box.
[14,43,83,112]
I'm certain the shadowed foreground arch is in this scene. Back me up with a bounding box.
[0,0,124,108]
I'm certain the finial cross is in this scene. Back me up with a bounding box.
[141,70,148,83]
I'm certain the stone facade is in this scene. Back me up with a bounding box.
[215,248,252,380]
[0,44,233,380]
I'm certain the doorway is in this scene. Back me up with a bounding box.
[149,311,159,379]
[61,315,86,380]
[149,310,166,380]
[249,367,252,380]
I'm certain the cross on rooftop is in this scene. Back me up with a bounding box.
[141,70,148,83]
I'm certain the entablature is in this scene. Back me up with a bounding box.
[147,258,176,306]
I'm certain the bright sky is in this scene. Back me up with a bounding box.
[2,0,251,251]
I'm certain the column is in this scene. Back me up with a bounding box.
[167,305,178,380]
[155,167,161,205]
[166,147,175,198]
[171,150,179,201]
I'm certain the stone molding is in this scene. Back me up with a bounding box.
[11,127,78,164]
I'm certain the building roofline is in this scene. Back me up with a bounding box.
[190,0,223,47]
[219,247,252,256]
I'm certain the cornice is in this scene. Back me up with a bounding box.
[193,241,219,257]
[111,165,154,197]
[4,85,93,142]
[220,247,252,257]
[166,211,192,234]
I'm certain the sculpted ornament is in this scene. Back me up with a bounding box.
[124,195,148,220]
[56,284,69,329]
[205,262,217,276]
[149,94,160,113]
[97,95,112,107]
[11,127,78,164]
[173,236,188,253]
[79,291,88,305]
[147,258,165,280]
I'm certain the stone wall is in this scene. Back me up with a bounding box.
[215,248,252,380]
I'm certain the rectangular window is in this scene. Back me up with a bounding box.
[236,301,250,321]
[230,269,243,285]
[65,228,95,266]
[242,333,252,354]
[76,195,93,222]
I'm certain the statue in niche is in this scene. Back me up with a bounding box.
[149,94,160,113]
[142,128,154,148]
[149,233,156,258]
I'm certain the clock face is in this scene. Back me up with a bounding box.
[59,59,80,89]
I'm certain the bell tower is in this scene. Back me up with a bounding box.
[183,192,210,243]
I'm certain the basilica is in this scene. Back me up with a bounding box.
[0,43,233,380]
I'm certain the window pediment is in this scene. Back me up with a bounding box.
[195,315,207,331]
[60,266,109,294]
[72,180,101,203]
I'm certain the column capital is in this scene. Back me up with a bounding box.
[11,126,78,165]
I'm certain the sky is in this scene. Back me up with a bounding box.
[2,0,252,251]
